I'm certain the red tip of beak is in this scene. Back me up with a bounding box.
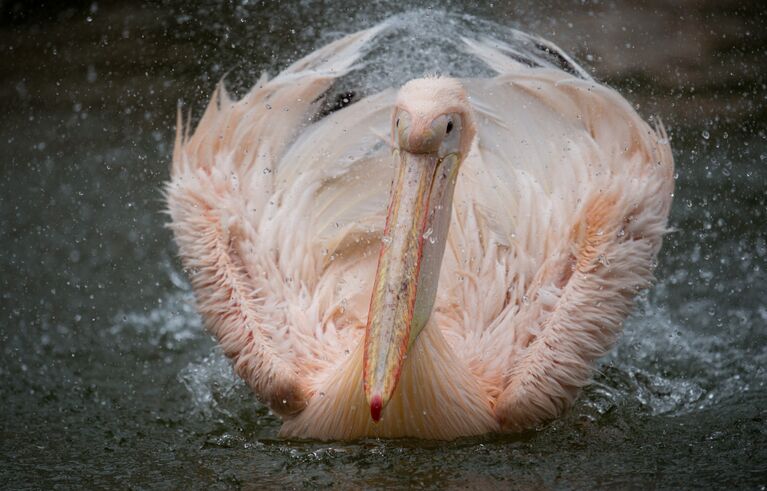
[370,394,383,423]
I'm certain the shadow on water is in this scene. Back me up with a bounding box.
[1,0,766,488]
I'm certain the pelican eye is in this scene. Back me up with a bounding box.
[446,120,453,134]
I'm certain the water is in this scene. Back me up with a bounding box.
[2,1,766,488]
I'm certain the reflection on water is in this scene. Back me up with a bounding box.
[1,1,765,488]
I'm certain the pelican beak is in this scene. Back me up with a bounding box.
[363,146,438,422]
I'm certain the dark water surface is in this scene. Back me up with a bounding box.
[2,1,766,488]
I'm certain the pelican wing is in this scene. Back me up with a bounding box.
[166,24,392,415]
[167,24,674,434]
[443,37,674,430]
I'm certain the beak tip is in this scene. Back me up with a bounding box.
[370,394,383,423]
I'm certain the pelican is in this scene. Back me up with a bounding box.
[166,22,673,440]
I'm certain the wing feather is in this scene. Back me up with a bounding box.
[167,27,674,431]
[450,38,674,429]
[166,24,390,415]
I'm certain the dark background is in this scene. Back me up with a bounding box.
[1,1,766,488]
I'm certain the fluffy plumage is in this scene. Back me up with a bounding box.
[166,22,673,440]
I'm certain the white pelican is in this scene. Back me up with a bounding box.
[166,22,673,440]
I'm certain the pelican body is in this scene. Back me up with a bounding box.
[166,22,673,440]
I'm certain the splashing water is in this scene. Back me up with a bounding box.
[2,3,765,489]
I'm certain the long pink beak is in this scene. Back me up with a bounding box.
[362,147,440,422]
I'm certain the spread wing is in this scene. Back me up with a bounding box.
[166,24,394,416]
[439,37,675,430]
[167,24,674,433]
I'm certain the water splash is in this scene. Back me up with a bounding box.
[162,10,767,424]
[178,352,244,418]
[321,9,591,106]
[110,289,203,351]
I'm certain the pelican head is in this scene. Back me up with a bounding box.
[363,77,476,422]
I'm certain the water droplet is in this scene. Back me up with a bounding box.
[422,227,435,244]
[701,130,710,140]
